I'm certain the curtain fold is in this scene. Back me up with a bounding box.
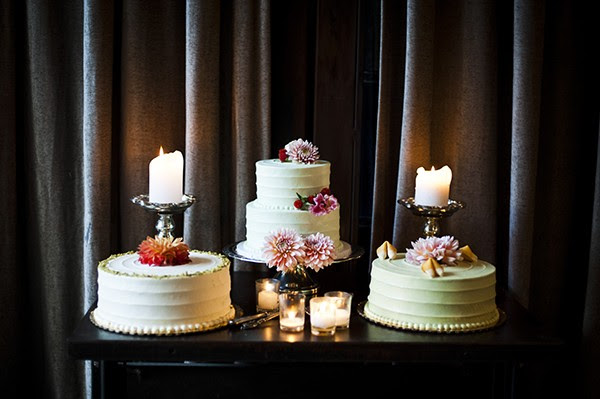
[0,1,20,397]
[184,0,222,250]
[3,0,272,397]
[20,1,85,397]
[507,0,545,309]
[373,0,599,396]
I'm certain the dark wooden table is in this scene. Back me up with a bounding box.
[68,270,565,399]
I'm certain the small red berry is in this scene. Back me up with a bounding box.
[293,199,303,209]
[320,187,331,195]
[278,149,287,162]
[307,195,315,204]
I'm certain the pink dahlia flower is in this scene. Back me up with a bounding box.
[262,228,305,272]
[405,236,462,266]
[285,138,320,164]
[309,193,339,216]
[303,232,336,272]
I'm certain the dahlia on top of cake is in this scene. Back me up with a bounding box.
[92,235,234,335]
[238,138,352,260]
[365,236,499,333]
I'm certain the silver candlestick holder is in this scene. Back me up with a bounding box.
[399,197,465,237]
[131,194,196,239]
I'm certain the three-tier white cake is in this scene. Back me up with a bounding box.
[237,158,351,260]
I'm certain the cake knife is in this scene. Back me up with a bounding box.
[228,311,278,328]
[239,311,279,330]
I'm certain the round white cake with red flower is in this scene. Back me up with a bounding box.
[91,236,234,335]
[364,237,499,333]
[238,139,352,260]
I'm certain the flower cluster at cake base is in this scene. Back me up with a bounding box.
[293,187,339,216]
[262,228,336,272]
[137,235,191,266]
[278,138,320,164]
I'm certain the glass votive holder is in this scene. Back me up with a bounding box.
[309,297,337,336]
[324,291,353,329]
[279,292,305,332]
[255,278,280,313]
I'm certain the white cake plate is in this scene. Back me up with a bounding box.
[222,240,364,264]
[357,300,507,334]
[90,304,242,336]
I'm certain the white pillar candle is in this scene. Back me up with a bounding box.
[257,290,278,310]
[414,165,452,207]
[149,147,184,204]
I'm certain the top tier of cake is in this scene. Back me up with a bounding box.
[99,251,229,278]
[255,159,330,209]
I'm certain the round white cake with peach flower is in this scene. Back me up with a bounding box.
[91,236,234,335]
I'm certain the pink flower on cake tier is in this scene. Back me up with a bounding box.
[284,138,320,164]
[262,228,306,272]
[303,232,336,272]
[309,193,339,216]
[405,236,462,266]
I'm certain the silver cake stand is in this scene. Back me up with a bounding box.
[399,197,465,237]
[223,240,364,299]
[131,194,196,239]
[222,240,364,264]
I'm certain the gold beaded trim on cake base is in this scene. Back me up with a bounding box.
[359,301,505,334]
[90,305,236,336]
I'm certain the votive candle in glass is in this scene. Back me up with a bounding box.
[255,278,280,312]
[310,297,337,336]
[324,291,353,329]
[279,292,305,332]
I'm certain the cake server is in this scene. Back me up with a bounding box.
[228,311,277,328]
[239,311,279,330]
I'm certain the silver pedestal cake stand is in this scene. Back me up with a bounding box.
[131,194,196,239]
[223,240,364,299]
[398,197,465,237]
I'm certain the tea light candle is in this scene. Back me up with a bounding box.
[311,310,336,328]
[310,300,336,329]
[414,165,452,207]
[324,291,353,329]
[257,290,278,310]
[334,308,350,327]
[280,310,304,330]
[279,293,305,332]
[149,147,184,204]
[256,278,280,312]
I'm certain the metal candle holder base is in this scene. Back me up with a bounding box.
[399,197,465,237]
[131,194,196,239]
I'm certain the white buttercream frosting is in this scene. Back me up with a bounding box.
[242,159,351,260]
[365,254,499,333]
[256,159,330,208]
[93,251,234,335]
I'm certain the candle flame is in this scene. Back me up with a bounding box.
[159,146,164,156]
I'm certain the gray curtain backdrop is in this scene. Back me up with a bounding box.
[1,0,270,397]
[1,0,599,398]
[372,0,599,397]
